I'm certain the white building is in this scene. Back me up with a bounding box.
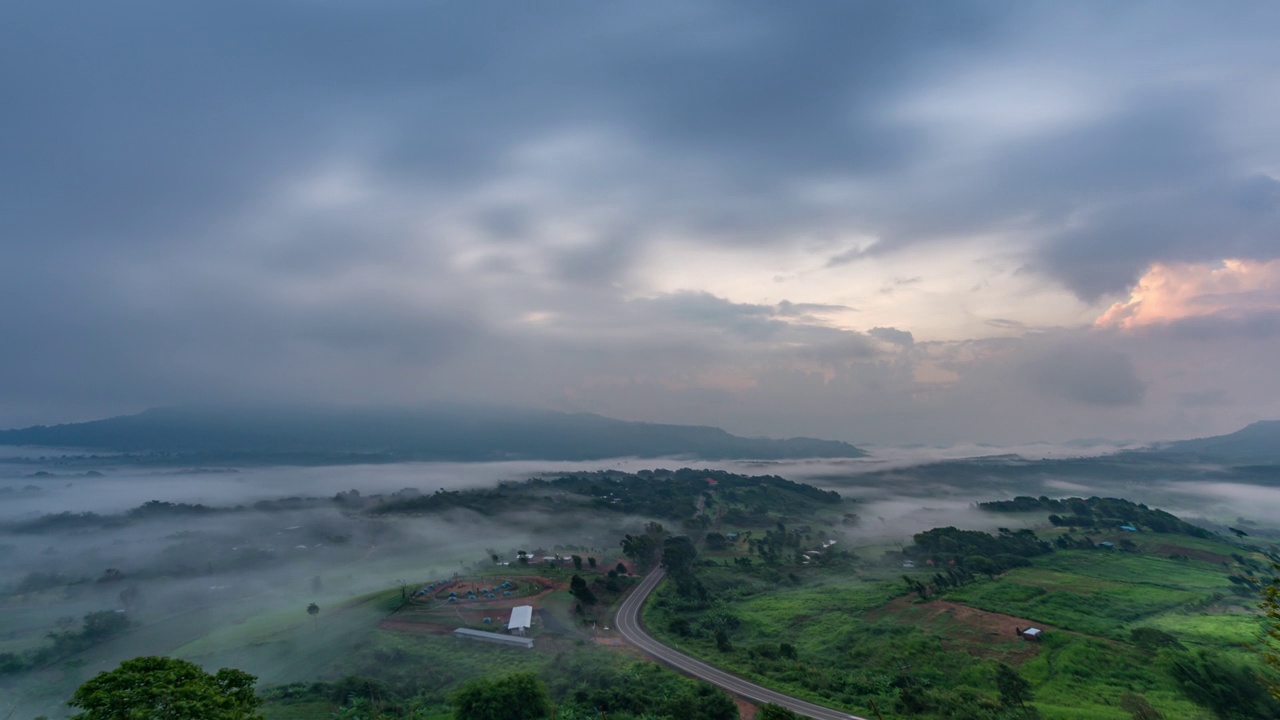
[508,605,534,636]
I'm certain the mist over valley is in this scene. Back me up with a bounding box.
[4,414,1280,717]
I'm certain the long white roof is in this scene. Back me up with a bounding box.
[509,605,533,630]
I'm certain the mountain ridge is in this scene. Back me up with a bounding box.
[0,405,866,462]
[1155,419,1280,462]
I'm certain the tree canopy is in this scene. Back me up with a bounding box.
[68,656,263,720]
[451,672,551,720]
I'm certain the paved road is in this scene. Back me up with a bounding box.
[615,568,870,720]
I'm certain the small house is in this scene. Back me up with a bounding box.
[1018,627,1043,641]
[1120,525,1138,532]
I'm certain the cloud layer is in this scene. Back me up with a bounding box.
[2,2,1279,444]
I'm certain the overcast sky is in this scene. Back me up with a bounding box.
[2,2,1279,445]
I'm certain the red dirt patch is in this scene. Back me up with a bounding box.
[1150,544,1231,564]
[872,597,1051,662]
[734,697,758,720]
[408,576,563,612]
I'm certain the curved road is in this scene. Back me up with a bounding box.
[615,569,869,720]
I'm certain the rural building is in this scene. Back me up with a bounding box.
[1120,525,1138,532]
[508,605,534,636]
[1018,627,1043,641]
[453,628,534,649]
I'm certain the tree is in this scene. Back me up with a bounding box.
[1265,565,1280,698]
[97,568,123,584]
[714,629,733,652]
[119,586,143,612]
[966,555,997,579]
[569,575,597,606]
[67,656,263,720]
[572,555,583,571]
[1118,693,1164,720]
[452,672,550,720]
[81,611,130,641]
[621,534,660,572]
[587,556,597,569]
[307,602,319,621]
[995,663,1032,710]
[662,536,698,576]
[1164,647,1280,718]
[616,562,628,575]
[704,532,728,551]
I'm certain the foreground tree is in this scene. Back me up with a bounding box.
[994,663,1035,715]
[1118,692,1164,720]
[569,575,597,606]
[68,656,262,720]
[452,672,550,720]
[1264,565,1280,698]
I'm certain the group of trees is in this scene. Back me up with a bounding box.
[980,496,1212,538]
[903,527,1050,590]
[13,500,223,534]
[662,534,707,601]
[1052,533,1135,552]
[0,610,131,675]
[66,657,263,720]
[621,521,668,572]
[59,658,734,720]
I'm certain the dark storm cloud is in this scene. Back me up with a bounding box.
[0,1,1000,248]
[1037,169,1280,301]
[856,87,1280,299]
[2,1,1279,442]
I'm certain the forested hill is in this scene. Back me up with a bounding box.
[1156,419,1280,462]
[0,405,865,463]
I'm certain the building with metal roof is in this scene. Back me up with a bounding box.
[453,628,534,649]
[508,605,534,636]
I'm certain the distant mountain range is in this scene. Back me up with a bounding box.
[1156,420,1280,462]
[0,405,866,463]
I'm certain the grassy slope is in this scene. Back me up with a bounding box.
[643,531,1271,720]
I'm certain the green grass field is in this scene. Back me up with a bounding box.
[644,529,1277,720]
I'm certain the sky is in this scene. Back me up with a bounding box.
[2,1,1279,445]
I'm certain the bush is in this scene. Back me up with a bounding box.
[1160,648,1280,719]
[452,672,551,720]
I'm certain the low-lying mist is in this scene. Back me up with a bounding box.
[2,442,1272,718]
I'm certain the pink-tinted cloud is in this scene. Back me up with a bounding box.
[1096,258,1280,329]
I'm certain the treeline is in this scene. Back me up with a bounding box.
[367,486,523,515]
[547,468,842,521]
[979,496,1212,538]
[907,526,1051,568]
[7,498,296,533]
[0,610,131,674]
[374,468,843,522]
[12,469,844,529]
[901,527,1052,596]
[265,662,737,720]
